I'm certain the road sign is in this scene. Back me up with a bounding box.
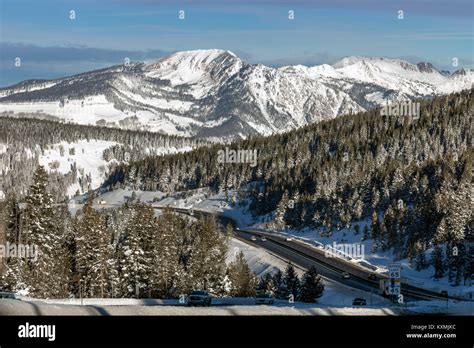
[392,280,401,294]
[388,264,401,296]
[387,283,401,295]
[389,264,401,279]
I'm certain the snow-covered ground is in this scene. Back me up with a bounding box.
[39,140,193,199]
[3,295,471,315]
[68,187,166,216]
[0,298,402,316]
[39,139,118,196]
[146,188,473,300]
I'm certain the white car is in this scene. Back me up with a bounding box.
[285,237,293,241]
[250,236,257,241]
[260,237,267,242]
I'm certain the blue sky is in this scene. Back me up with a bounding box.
[0,0,473,86]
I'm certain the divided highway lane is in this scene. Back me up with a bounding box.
[166,207,460,302]
[234,229,380,294]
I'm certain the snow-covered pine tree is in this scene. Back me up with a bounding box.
[227,251,257,297]
[271,269,285,299]
[257,272,274,293]
[23,166,67,298]
[275,191,289,229]
[152,207,182,298]
[115,202,155,298]
[283,263,300,300]
[74,197,113,298]
[431,244,445,279]
[299,266,324,302]
[186,215,228,294]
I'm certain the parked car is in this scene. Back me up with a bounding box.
[187,290,212,306]
[250,236,257,241]
[255,293,274,305]
[341,272,350,279]
[0,292,18,300]
[367,273,377,281]
[352,298,367,306]
[260,237,267,242]
[285,237,293,242]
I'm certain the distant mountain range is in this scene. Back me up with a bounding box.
[1,49,472,139]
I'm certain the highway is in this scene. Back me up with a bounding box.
[164,206,463,302]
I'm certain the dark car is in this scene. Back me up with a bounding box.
[0,292,18,300]
[187,290,212,306]
[255,292,274,305]
[352,298,367,306]
[368,274,377,281]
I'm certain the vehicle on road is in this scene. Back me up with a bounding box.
[367,274,377,281]
[187,290,212,306]
[236,227,240,231]
[352,298,367,306]
[260,237,267,242]
[285,237,293,241]
[250,236,257,241]
[0,292,18,300]
[341,272,350,279]
[255,293,274,305]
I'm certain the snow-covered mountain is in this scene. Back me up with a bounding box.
[0,49,472,139]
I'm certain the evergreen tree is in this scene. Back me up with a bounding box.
[22,166,68,298]
[227,251,257,297]
[431,244,444,279]
[271,269,285,299]
[116,202,156,297]
[283,263,300,300]
[299,266,324,302]
[257,272,274,293]
[362,225,370,241]
[74,197,114,298]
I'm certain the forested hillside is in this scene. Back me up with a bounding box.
[106,89,473,284]
[0,114,209,200]
[0,166,324,300]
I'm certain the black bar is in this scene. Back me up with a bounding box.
[0,315,472,346]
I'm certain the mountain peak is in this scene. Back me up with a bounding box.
[143,49,242,89]
[145,49,236,67]
[416,62,437,73]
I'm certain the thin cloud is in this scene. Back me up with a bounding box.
[0,42,169,63]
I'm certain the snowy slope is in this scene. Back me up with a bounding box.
[38,140,193,197]
[38,140,118,196]
[0,50,472,139]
